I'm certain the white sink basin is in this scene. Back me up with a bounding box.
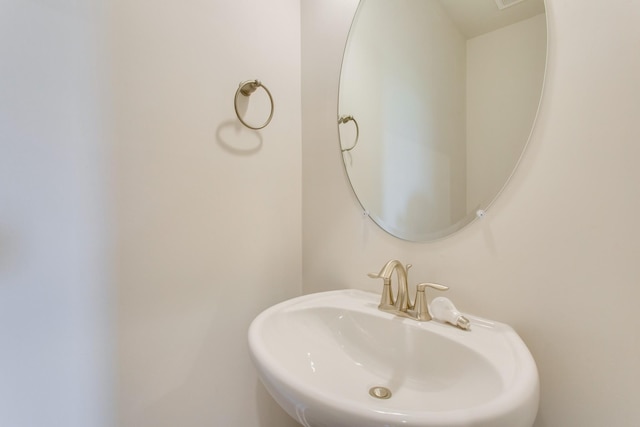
[248,289,539,427]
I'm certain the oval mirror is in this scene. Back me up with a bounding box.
[339,0,547,241]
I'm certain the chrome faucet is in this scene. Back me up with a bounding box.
[368,259,448,321]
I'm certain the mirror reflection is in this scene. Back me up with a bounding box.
[339,0,547,241]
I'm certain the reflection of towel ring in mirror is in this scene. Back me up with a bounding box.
[234,80,274,130]
[338,115,359,152]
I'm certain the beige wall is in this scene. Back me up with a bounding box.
[111,1,301,426]
[302,0,640,426]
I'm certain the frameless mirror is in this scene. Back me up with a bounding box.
[339,0,547,241]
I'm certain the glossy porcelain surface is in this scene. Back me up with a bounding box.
[248,290,539,427]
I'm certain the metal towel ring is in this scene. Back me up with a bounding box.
[234,80,274,130]
[338,115,359,152]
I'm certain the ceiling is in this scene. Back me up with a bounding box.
[436,0,545,39]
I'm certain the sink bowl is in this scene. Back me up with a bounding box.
[248,289,539,427]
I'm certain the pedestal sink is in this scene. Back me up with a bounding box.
[248,290,539,427]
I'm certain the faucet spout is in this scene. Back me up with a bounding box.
[369,259,410,312]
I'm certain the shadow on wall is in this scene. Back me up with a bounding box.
[0,229,19,276]
[0,230,8,272]
[119,311,299,427]
[216,120,263,155]
[256,381,301,427]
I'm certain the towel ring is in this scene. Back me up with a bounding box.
[338,115,359,152]
[234,80,274,130]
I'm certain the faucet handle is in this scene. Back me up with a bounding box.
[411,282,448,321]
[416,283,448,292]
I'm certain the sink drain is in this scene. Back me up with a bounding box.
[369,386,392,399]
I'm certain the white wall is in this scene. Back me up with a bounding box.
[2,1,302,426]
[4,0,638,425]
[0,1,112,426]
[302,0,640,426]
[2,0,304,425]
[110,1,302,426]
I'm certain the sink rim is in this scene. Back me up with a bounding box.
[249,289,540,426]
